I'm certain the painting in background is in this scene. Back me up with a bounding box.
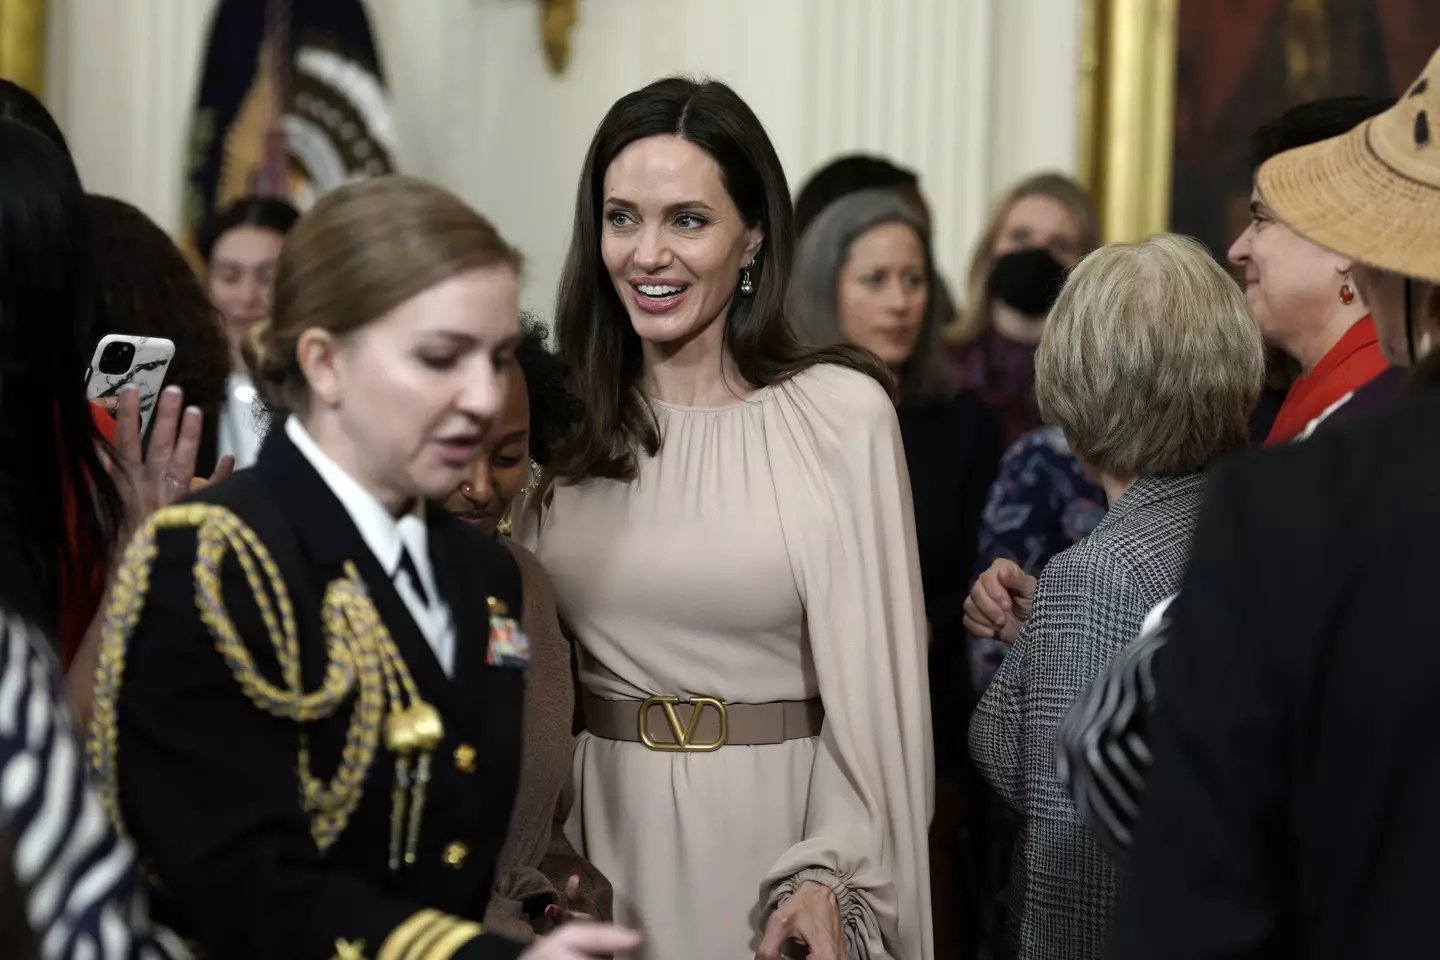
[1171,0,1440,261]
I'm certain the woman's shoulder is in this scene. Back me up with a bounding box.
[930,386,999,430]
[498,537,564,652]
[432,511,524,598]
[1002,425,1072,462]
[499,535,547,589]
[781,361,895,424]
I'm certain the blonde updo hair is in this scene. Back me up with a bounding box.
[243,175,522,413]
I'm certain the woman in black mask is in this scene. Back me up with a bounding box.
[952,176,1106,670]
[945,173,1098,445]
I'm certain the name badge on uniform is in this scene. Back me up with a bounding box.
[485,596,531,670]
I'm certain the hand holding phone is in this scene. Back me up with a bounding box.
[85,334,176,435]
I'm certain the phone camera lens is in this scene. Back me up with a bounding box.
[98,340,136,375]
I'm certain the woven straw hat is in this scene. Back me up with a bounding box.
[1258,46,1440,285]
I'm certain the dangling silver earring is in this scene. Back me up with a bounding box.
[739,261,755,296]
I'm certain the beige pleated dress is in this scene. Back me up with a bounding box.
[515,364,933,960]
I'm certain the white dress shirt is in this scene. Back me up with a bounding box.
[217,371,266,470]
[285,416,456,675]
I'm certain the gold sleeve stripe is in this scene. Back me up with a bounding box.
[378,909,445,960]
[401,916,454,960]
[416,921,485,960]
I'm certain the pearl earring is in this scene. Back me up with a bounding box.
[739,262,755,296]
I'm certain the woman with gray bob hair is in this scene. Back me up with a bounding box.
[965,233,1264,959]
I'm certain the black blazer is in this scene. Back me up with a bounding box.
[896,388,1002,646]
[898,389,1001,781]
[1108,389,1440,959]
[111,424,527,960]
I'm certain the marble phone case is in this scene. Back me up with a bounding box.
[85,335,175,434]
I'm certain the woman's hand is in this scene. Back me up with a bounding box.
[538,873,602,932]
[561,872,600,923]
[104,385,229,537]
[520,922,640,959]
[962,558,1036,643]
[756,880,844,960]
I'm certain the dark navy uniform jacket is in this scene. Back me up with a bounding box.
[104,424,528,960]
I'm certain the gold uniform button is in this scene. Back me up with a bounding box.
[487,596,508,616]
[442,841,469,868]
[454,743,477,774]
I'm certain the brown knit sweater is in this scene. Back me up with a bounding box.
[484,539,612,941]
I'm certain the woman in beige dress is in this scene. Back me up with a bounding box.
[515,77,933,960]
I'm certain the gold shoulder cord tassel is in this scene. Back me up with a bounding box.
[90,504,442,863]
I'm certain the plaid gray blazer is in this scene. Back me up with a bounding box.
[968,472,1207,960]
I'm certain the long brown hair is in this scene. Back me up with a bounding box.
[86,194,231,427]
[245,175,522,414]
[946,172,1098,344]
[551,77,890,481]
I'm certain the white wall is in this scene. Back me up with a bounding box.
[44,0,1082,317]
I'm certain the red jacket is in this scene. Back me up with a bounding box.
[1266,317,1392,446]
[57,403,117,668]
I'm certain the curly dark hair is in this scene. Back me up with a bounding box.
[515,312,581,467]
[85,194,231,422]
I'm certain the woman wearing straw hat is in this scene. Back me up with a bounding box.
[1102,47,1440,959]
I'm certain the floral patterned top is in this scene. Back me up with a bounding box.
[967,426,1106,690]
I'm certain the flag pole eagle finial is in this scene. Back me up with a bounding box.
[541,0,578,74]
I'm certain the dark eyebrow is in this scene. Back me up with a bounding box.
[1250,199,1271,218]
[603,196,717,216]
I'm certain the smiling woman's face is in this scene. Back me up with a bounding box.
[599,134,763,352]
[208,225,286,362]
[442,363,531,535]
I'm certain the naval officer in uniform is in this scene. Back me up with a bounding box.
[88,176,639,960]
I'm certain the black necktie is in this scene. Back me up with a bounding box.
[396,548,431,608]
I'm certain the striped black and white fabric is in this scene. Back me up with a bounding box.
[0,606,189,960]
[1054,594,1175,859]
[968,473,1205,960]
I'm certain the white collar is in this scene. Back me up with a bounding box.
[284,416,432,584]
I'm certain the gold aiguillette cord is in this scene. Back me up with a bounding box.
[403,703,443,865]
[379,636,443,872]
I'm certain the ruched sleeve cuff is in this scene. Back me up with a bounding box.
[767,868,882,960]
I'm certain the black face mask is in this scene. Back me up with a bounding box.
[987,247,1069,317]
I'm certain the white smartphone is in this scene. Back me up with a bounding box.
[85,334,176,435]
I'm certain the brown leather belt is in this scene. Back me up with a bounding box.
[582,692,824,752]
